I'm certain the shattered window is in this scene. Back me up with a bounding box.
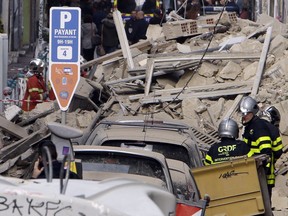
[169,168,197,202]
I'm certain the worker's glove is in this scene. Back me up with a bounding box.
[262,156,271,175]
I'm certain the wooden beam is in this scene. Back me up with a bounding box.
[0,128,50,163]
[113,10,134,69]
[105,70,172,86]
[82,40,151,72]
[129,81,253,101]
[251,26,273,97]
[0,116,28,139]
[246,23,270,39]
[128,61,199,74]
[154,53,261,63]
[149,52,261,61]
[144,59,155,96]
[17,108,55,127]
[140,85,253,104]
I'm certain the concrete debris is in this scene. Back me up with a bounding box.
[1,11,288,212]
[4,104,22,121]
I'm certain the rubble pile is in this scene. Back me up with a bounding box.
[89,12,288,213]
[1,11,288,212]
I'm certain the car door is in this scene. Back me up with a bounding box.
[167,159,208,216]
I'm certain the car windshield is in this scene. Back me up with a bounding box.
[102,140,191,167]
[74,151,166,183]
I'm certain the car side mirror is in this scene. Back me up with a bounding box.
[203,194,211,206]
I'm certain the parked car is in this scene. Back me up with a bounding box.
[166,158,208,216]
[73,145,208,216]
[0,175,175,216]
[73,145,173,192]
[80,116,204,168]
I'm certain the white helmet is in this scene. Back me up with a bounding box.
[29,58,45,74]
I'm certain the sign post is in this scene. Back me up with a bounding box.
[49,7,81,124]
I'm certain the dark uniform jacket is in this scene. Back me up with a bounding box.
[102,17,119,48]
[132,19,149,44]
[242,116,274,185]
[125,17,137,42]
[242,116,272,156]
[263,120,283,160]
[205,138,253,165]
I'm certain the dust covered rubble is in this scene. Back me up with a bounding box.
[17,13,288,165]
[2,12,288,211]
[94,13,288,135]
[92,13,288,213]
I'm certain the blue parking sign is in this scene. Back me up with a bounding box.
[50,7,81,63]
[49,7,81,111]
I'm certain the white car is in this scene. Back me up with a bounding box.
[0,175,175,216]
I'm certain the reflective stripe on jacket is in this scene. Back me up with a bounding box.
[242,116,274,185]
[263,120,283,160]
[204,138,253,165]
[22,75,46,111]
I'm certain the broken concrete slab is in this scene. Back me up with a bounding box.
[176,72,216,88]
[0,115,28,139]
[243,61,258,81]
[265,58,288,80]
[146,25,164,41]
[199,62,219,78]
[256,14,288,37]
[218,61,242,80]
[230,39,263,53]
[182,98,204,128]
[269,34,288,59]
[207,97,225,126]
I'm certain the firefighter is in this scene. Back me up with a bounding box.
[204,118,253,165]
[263,105,281,127]
[239,96,274,199]
[261,106,283,160]
[22,58,47,112]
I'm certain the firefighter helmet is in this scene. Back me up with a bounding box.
[239,96,259,115]
[218,118,239,139]
[264,106,281,127]
[29,58,44,73]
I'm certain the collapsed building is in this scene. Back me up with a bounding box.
[1,10,288,213]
